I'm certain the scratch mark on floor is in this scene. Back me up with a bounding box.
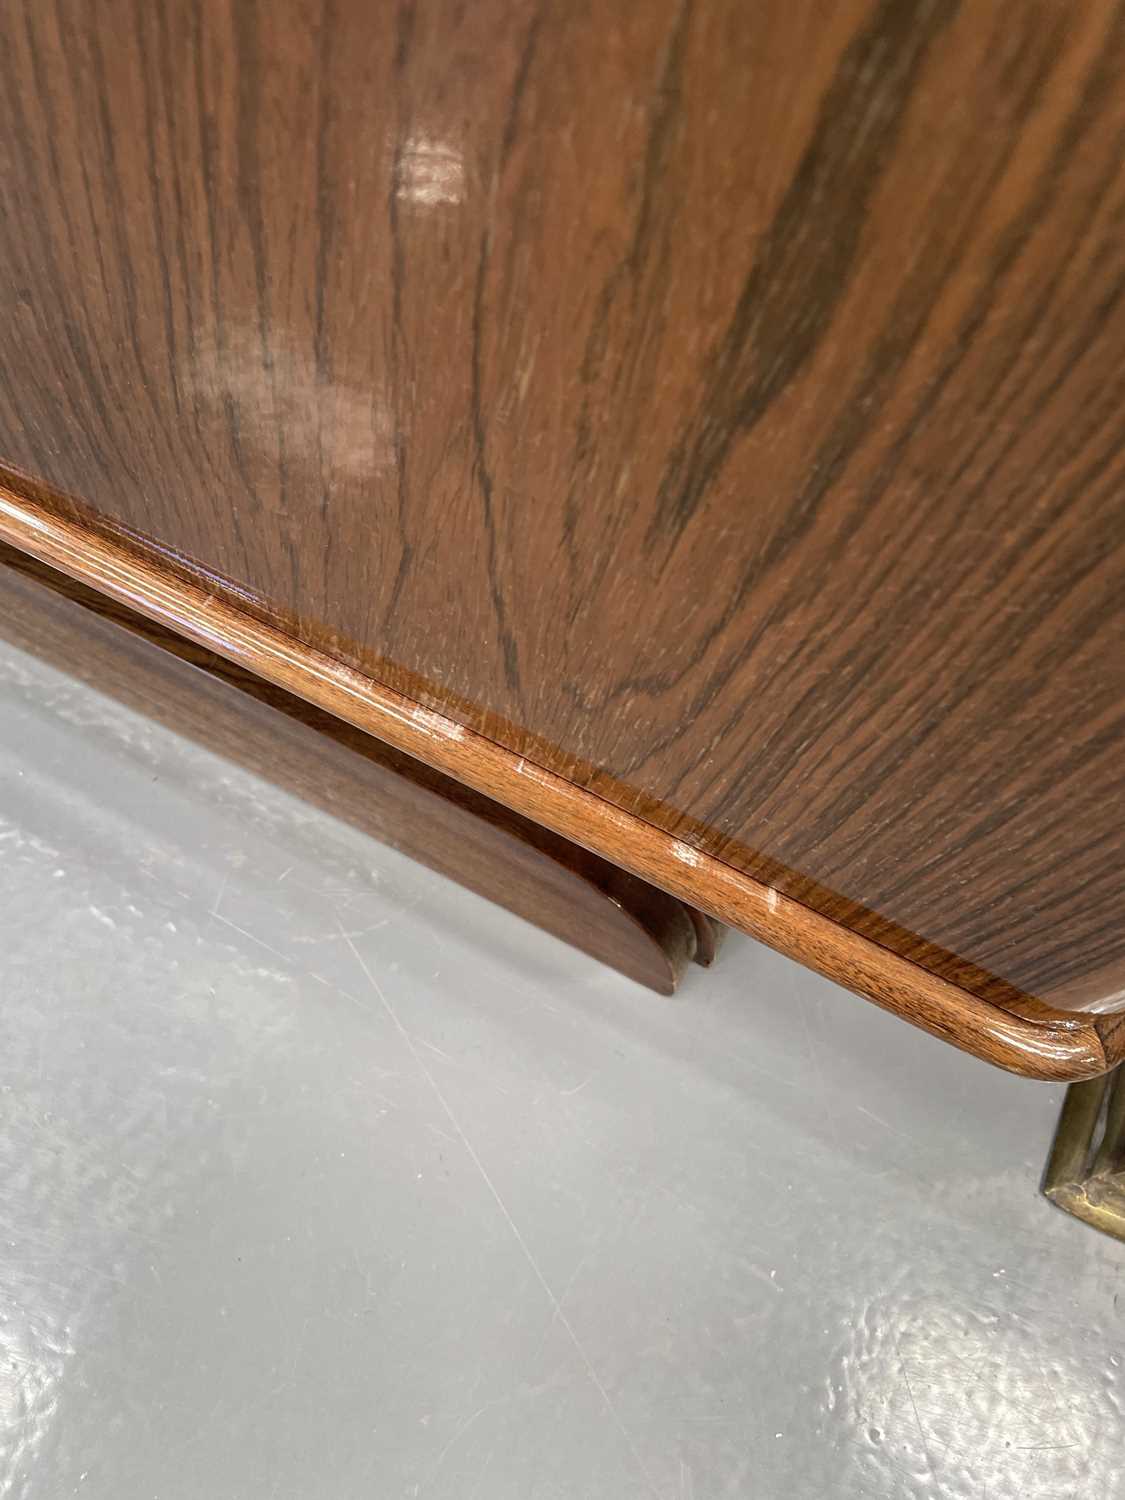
[855,1104,915,1144]
[899,1356,936,1484]
[552,1250,593,1325]
[418,1403,491,1495]
[417,1036,457,1064]
[292,919,391,945]
[211,910,291,967]
[336,917,663,1500]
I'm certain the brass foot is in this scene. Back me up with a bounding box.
[1042,1066,1125,1240]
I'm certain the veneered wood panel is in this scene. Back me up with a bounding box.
[0,0,1124,1035]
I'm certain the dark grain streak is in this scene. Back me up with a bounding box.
[644,0,957,549]
[470,234,523,696]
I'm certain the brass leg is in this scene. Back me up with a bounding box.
[1042,1065,1125,1239]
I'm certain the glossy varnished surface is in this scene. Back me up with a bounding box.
[1,1,1124,1024]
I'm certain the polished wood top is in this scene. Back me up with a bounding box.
[1,0,1124,1047]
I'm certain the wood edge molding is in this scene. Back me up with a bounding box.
[0,482,1115,1082]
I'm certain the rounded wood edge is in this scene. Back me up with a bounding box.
[0,484,1114,1082]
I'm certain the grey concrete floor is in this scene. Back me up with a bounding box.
[0,632,1123,1500]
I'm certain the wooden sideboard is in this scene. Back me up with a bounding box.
[1,0,1124,1080]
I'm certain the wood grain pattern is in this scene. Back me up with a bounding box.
[1,0,1124,1064]
[0,540,708,995]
